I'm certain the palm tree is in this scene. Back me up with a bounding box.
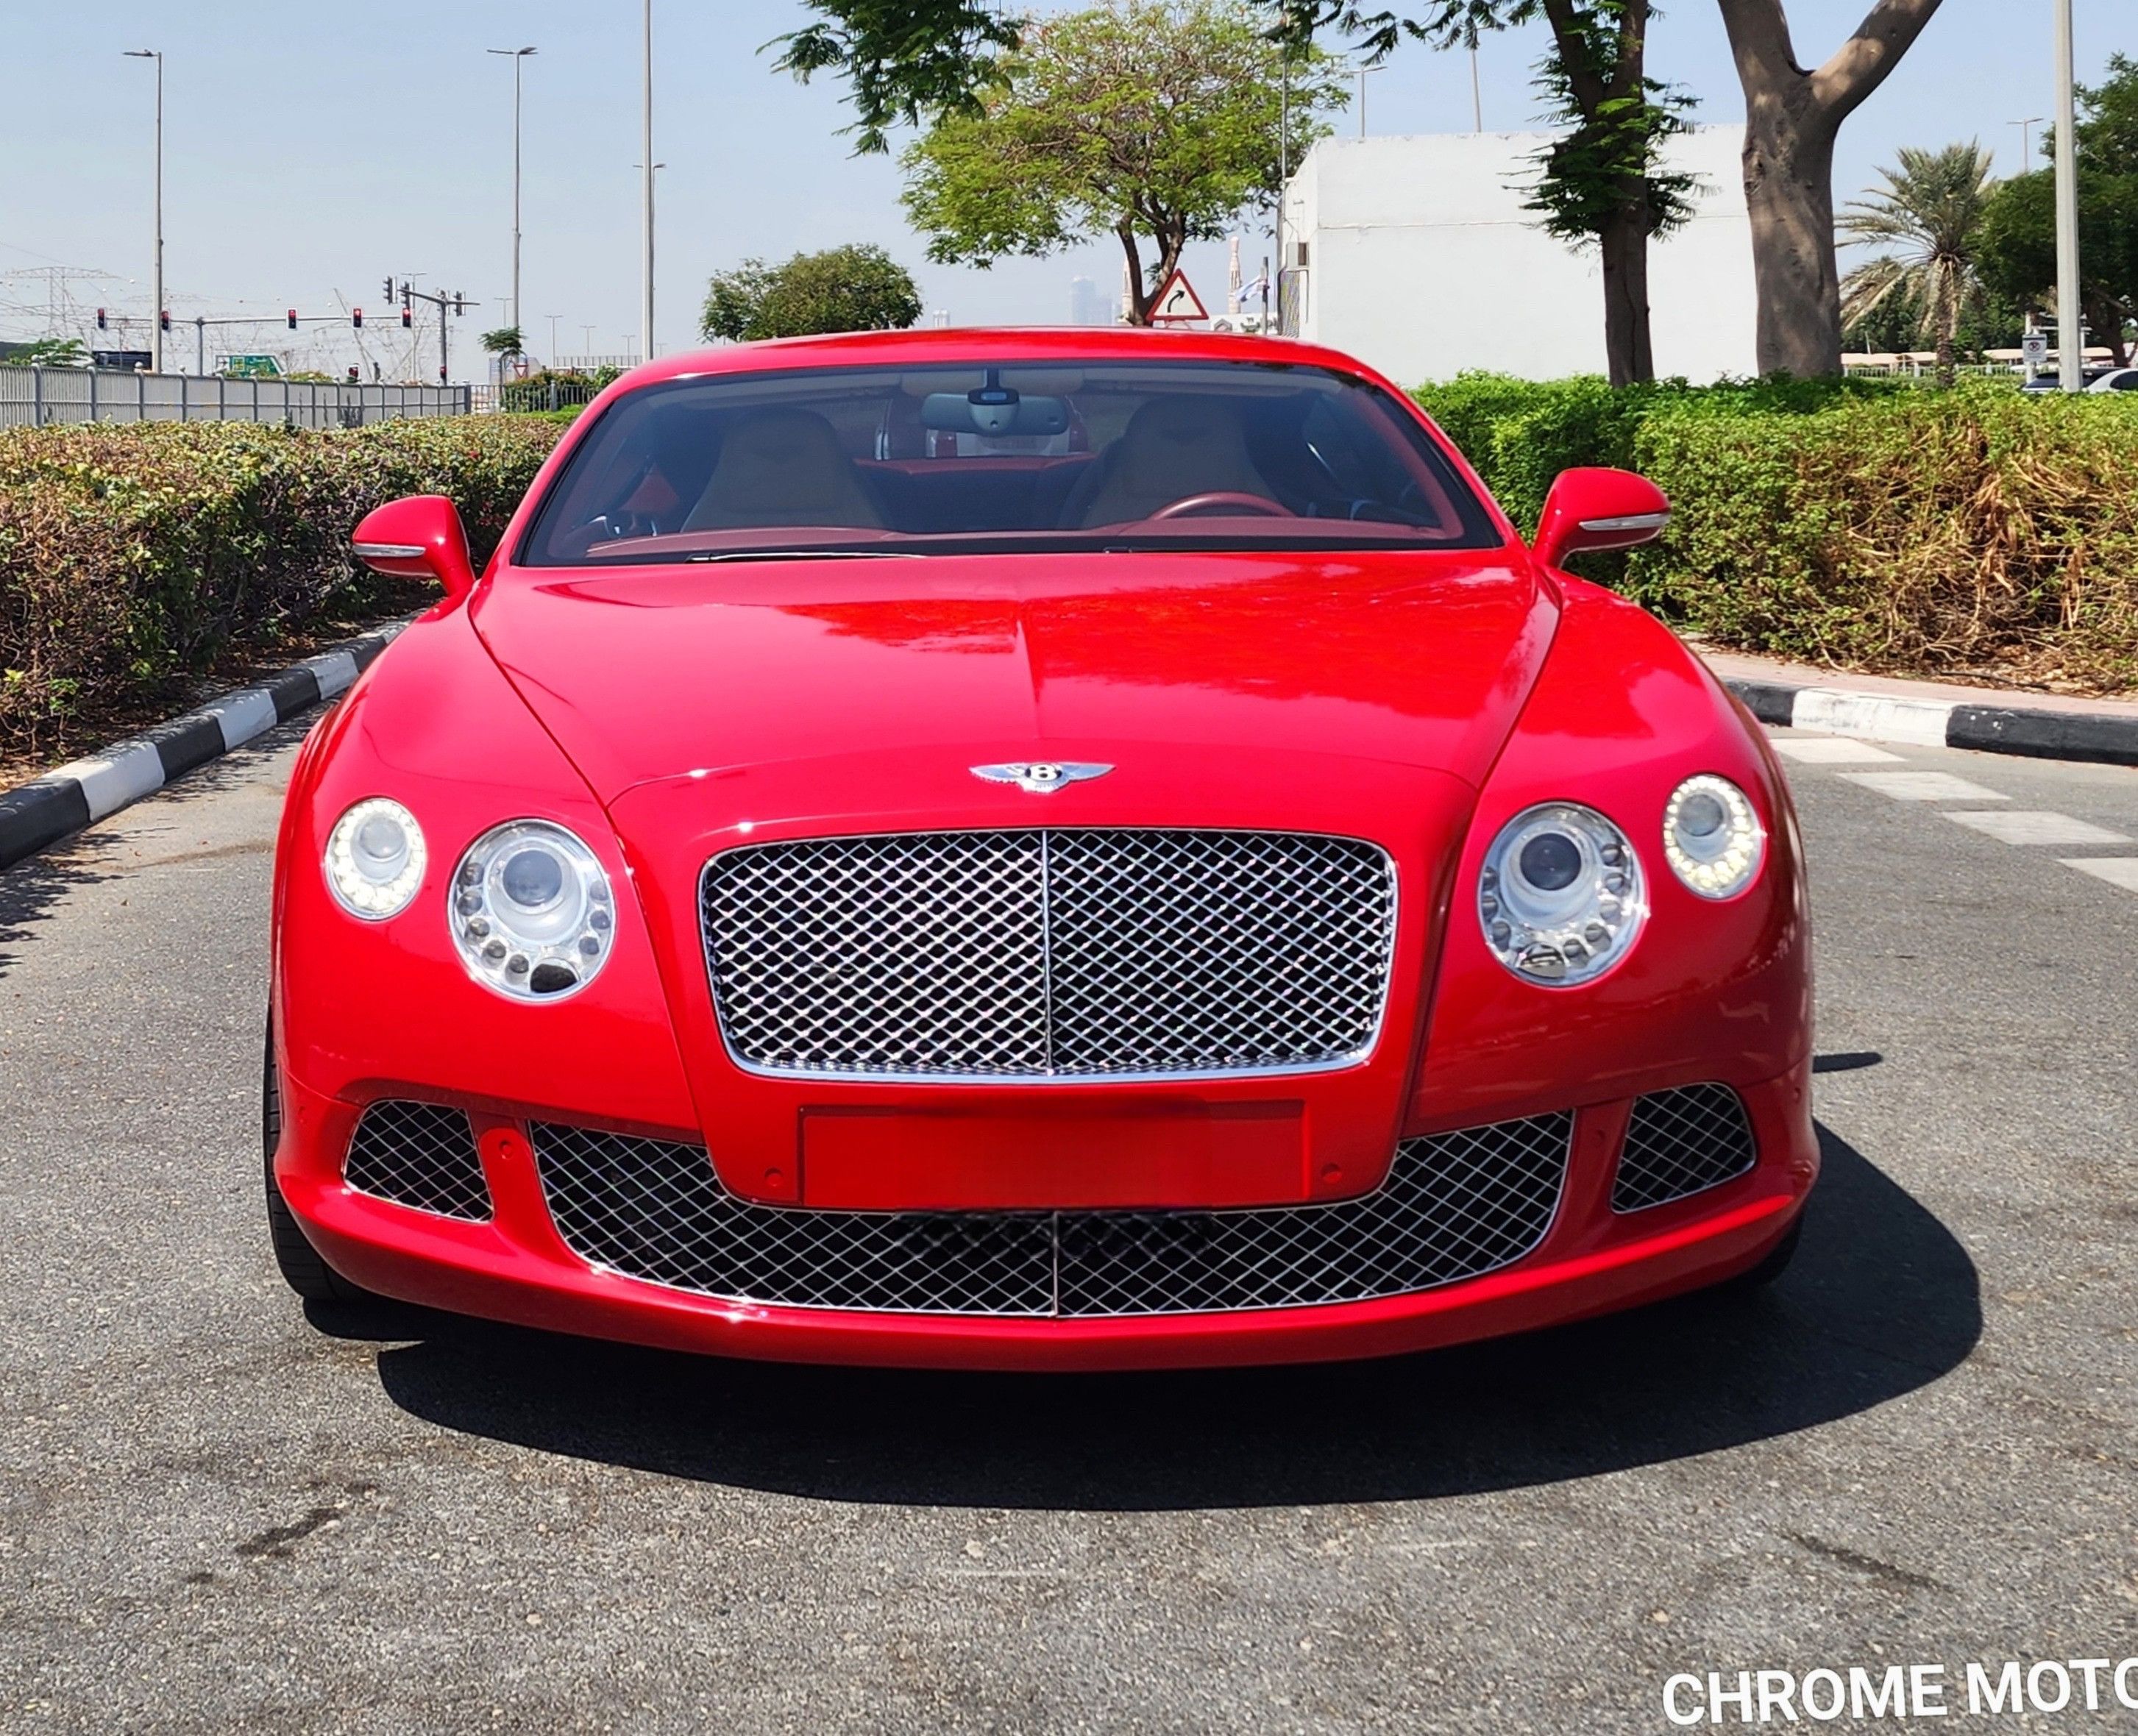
[478,325,526,385]
[1839,143,1997,385]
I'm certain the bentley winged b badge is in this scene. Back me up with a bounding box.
[970,761,1114,794]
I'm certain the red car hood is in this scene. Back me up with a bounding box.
[472,549,1557,806]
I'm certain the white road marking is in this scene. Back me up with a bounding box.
[1945,811,2134,847]
[1769,737,1906,764]
[1838,772,2009,803]
[1791,689,1954,747]
[2061,858,2138,893]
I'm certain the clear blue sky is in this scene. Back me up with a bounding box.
[1,1,2128,374]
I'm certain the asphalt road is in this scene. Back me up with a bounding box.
[2,723,2135,1735]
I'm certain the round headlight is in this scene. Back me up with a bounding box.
[1479,803,1646,986]
[324,798,427,919]
[450,820,615,1000]
[1663,775,1765,899]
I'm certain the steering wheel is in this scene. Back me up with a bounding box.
[1148,491,1296,520]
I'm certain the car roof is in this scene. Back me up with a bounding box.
[619,326,1391,390]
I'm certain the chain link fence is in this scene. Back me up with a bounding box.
[0,366,470,429]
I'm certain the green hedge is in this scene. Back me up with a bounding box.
[0,416,567,761]
[1414,374,2138,693]
[9,383,2136,764]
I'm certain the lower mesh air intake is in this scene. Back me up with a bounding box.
[343,1100,491,1222]
[529,1113,1571,1317]
[1610,1084,1758,1213]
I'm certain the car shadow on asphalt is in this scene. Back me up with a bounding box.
[348,1122,1980,1512]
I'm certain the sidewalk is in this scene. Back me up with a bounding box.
[1700,648,2138,722]
[1699,647,2138,766]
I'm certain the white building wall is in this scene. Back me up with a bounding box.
[1282,127,1756,386]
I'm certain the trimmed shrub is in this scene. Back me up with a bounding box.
[1416,374,2138,693]
[0,416,566,759]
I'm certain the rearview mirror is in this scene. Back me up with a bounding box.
[352,494,478,600]
[919,393,1070,437]
[1533,468,1671,571]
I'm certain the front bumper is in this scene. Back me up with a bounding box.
[274,1063,1817,1371]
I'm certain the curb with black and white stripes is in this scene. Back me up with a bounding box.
[0,623,404,872]
[1724,678,2138,768]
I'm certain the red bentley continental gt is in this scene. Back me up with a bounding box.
[266,328,1815,1370]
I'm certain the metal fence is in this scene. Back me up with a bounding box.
[0,366,472,429]
[470,378,604,415]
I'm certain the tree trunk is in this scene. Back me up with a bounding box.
[1933,260,1958,385]
[1117,224,1150,327]
[1599,196,1658,387]
[1719,0,1947,377]
[2084,291,2131,368]
[1740,93,1843,376]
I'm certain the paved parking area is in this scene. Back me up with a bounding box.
[1,725,2134,1733]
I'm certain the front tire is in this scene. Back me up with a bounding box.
[263,1020,374,1304]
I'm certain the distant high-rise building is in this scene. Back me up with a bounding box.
[1068,276,1104,327]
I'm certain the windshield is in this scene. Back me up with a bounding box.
[516,357,1502,564]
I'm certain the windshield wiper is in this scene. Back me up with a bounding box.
[684,548,923,563]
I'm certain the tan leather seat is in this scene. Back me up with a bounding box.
[685,408,884,530]
[1065,396,1272,527]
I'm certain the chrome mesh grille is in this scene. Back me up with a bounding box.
[1610,1084,1757,1213]
[700,829,1395,1079]
[344,1100,490,1221]
[530,1113,1569,1317]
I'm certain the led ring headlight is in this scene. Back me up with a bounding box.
[450,820,616,1000]
[1479,802,1646,986]
[1663,775,1764,899]
[324,798,427,919]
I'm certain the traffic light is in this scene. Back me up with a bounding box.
[401,306,413,329]
[352,307,363,329]
[159,309,171,331]
[438,363,447,384]
[287,309,298,330]
[452,293,465,316]
[96,308,107,330]
[383,277,394,303]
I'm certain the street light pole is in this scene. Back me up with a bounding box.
[487,46,538,345]
[1276,24,1291,335]
[2009,115,2044,168]
[641,0,655,361]
[124,49,163,374]
[1353,63,1383,138]
[2052,0,2083,393]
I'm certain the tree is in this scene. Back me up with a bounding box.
[1716,0,1944,377]
[700,243,923,341]
[783,0,1953,375]
[1836,142,1993,383]
[1518,5,1700,385]
[15,336,88,368]
[773,1,1024,154]
[1974,55,2138,369]
[901,1,1344,327]
[1290,3,1694,385]
[480,325,527,386]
